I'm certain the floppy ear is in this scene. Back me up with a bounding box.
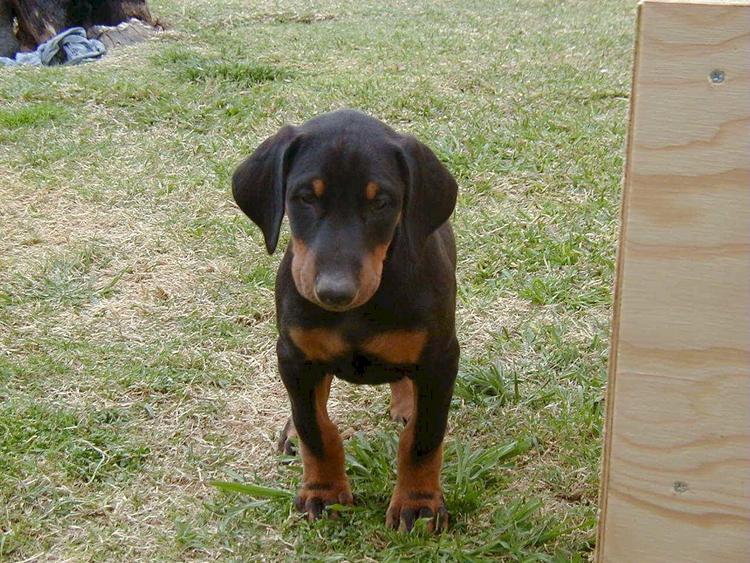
[397,135,458,255]
[232,125,299,254]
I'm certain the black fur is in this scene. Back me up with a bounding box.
[233,108,459,465]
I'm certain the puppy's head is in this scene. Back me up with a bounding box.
[232,109,457,312]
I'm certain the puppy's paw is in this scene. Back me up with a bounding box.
[389,400,412,425]
[277,417,298,456]
[386,488,448,533]
[294,481,353,521]
[389,379,413,425]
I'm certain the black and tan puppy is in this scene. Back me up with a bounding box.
[232,109,459,532]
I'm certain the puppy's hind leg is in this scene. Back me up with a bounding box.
[389,377,414,425]
[277,416,298,455]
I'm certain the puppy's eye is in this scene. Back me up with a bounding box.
[297,192,317,205]
[371,197,390,211]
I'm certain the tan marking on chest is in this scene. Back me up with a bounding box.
[289,327,349,362]
[361,330,428,365]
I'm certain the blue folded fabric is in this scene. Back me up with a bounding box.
[1,27,106,67]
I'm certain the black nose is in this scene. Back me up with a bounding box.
[314,275,357,309]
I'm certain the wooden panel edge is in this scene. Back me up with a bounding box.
[594,3,644,561]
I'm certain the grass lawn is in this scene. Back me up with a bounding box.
[0,0,633,560]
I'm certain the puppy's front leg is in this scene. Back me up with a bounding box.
[278,342,352,520]
[387,339,458,532]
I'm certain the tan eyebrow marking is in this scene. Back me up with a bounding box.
[365,181,379,200]
[312,179,325,197]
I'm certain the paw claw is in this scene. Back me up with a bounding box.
[399,507,417,532]
[436,506,449,532]
[390,413,409,425]
[295,482,353,521]
[282,438,297,456]
[418,507,434,519]
[305,497,324,521]
[386,490,448,533]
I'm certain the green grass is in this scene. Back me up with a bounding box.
[0,102,68,129]
[152,45,291,87]
[0,0,632,559]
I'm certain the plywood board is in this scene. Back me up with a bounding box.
[597,1,750,561]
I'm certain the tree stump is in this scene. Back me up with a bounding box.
[1,0,154,54]
[0,0,19,56]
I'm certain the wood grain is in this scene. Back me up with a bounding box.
[597,1,750,561]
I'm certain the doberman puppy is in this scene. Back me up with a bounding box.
[232,109,459,532]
